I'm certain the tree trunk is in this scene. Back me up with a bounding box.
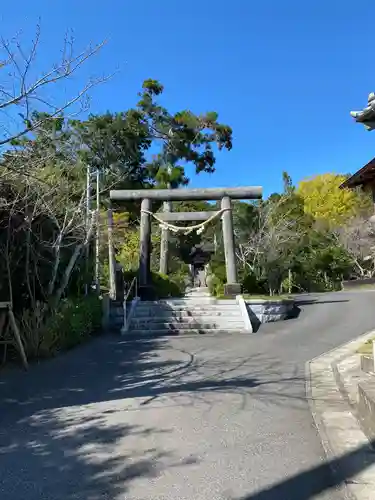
[48,232,62,296]
[25,225,36,308]
[51,220,95,308]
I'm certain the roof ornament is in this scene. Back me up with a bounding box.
[350,93,375,130]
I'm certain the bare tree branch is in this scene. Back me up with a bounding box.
[333,217,375,277]
[234,196,304,294]
[0,26,109,146]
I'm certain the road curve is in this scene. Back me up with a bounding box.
[0,291,374,499]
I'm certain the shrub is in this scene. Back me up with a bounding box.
[48,295,102,351]
[100,259,110,292]
[168,263,190,290]
[19,302,49,359]
[209,257,227,283]
[208,274,225,297]
[280,275,293,294]
[151,272,183,298]
[20,295,102,359]
[122,269,184,299]
[242,273,268,295]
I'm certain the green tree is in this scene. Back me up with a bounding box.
[73,79,233,194]
[290,229,353,291]
[282,170,294,194]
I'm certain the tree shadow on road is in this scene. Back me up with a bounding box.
[295,298,349,306]
[0,335,198,499]
[234,437,375,499]
[0,335,304,413]
[0,332,346,499]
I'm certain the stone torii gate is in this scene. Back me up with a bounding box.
[110,186,262,298]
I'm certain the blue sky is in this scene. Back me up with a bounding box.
[1,1,374,197]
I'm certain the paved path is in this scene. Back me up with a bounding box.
[0,291,374,499]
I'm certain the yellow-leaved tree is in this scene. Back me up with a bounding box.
[296,173,371,226]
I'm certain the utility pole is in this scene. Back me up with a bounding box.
[95,167,101,295]
[85,165,92,296]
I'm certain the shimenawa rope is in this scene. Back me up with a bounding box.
[140,207,231,235]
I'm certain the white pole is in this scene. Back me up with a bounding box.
[85,165,91,296]
[95,168,101,295]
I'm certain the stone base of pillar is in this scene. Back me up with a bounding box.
[224,283,242,297]
[138,285,156,301]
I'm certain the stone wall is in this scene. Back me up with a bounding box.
[358,380,375,440]
[358,344,375,441]
[245,299,295,324]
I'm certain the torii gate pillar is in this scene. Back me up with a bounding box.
[139,198,152,297]
[221,196,241,296]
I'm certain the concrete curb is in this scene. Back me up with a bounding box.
[306,330,375,500]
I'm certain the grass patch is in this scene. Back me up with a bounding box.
[243,294,293,301]
[343,283,375,291]
[357,339,375,355]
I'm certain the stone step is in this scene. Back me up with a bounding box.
[134,303,220,310]
[123,328,247,338]
[110,305,131,315]
[184,297,217,300]
[130,312,243,322]
[135,302,240,311]
[133,312,241,320]
[133,308,242,318]
[132,311,243,318]
[179,292,213,296]
[137,299,237,306]
[129,320,244,330]
[135,303,239,310]
[129,321,245,331]
[186,287,210,292]
[164,300,219,306]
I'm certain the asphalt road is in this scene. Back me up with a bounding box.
[1,291,375,500]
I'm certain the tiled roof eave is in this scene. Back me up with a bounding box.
[340,158,375,189]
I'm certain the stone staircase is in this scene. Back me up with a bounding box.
[124,287,246,337]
